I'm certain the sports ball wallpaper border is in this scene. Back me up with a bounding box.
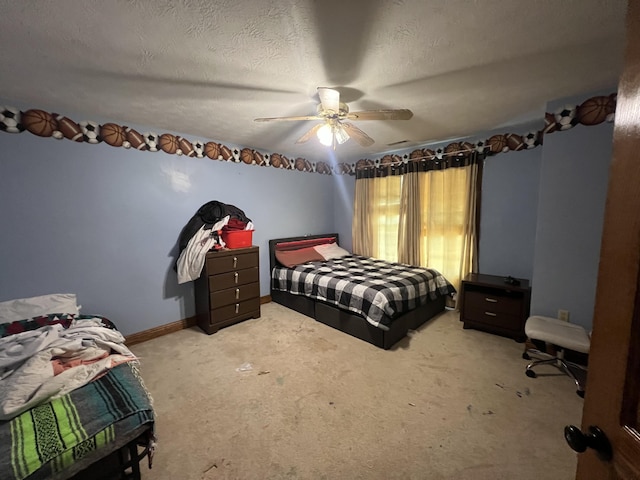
[355,92,617,171]
[0,106,348,176]
[0,92,616,175]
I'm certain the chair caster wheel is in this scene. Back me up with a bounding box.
[577,390,585,398]
[522,352,531,360]
[525,369,537,378]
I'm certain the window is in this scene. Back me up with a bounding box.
[370,175,402,262]
[354,162,477,292]
[418,167,470,287]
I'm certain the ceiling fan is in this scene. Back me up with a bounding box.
[254,87,413,149]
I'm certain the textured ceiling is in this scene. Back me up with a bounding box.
[0,0,628,163]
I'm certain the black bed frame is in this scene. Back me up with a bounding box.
[269,233,447,350]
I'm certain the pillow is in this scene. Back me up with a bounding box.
[275,246,325,268]
[275,237,336,252]
[314,243,351,260]
[0,293,80,324]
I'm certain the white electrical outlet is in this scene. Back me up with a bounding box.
[558,309,570,322]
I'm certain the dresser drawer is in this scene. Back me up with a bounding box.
[209,297,261,325]
[210,282,259,308]
[463,309,522,331]
[464,290,523,316]
[206,250,258,274]
[209,267,259,291]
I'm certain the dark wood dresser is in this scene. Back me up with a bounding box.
[194,246,261,334]
[460,273,531,341]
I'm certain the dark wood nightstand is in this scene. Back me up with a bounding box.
[194,246,261,334]
[460,273,531,341]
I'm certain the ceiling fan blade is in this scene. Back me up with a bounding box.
[318,87,340,113]
[296,123,324,144]
[346,109,414,121]
[254,115,324,122]
[341,122,375,147]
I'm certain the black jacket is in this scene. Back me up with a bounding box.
[178,201,251,255]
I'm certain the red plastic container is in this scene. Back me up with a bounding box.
[222,229,254,249]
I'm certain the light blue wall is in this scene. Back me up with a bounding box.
[530,95,614,329]
[0,120,338,336]
[479,147,542,280]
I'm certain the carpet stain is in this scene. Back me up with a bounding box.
[516,387,531,397]
[276,376,285,385]
[311,337,338,352]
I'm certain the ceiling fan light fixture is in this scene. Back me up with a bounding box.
[335,125,349,144]
[256,86,411,149]
[316,123,334,146]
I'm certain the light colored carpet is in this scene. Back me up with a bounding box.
[130,302,583,480]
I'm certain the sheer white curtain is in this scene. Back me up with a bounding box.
[353,174,402,262]
[416,163,479,291]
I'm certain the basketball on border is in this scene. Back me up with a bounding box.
[159,133,179,154]
[22,109,57,137]
[100,123,126,147]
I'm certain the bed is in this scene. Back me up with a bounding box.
[269,233,456,349]
[0,294,155,480]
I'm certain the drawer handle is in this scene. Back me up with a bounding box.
[485,312,497,317]
[233,257,237,268]
[235,288,240,300]
[485,297,498,303]
[234,272,239,284]
[235,303,239,314]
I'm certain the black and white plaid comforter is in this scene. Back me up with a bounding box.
[272,255,456,330]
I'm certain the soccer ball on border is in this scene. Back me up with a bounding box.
[554,105,579,131]
[80,120,101,144]
[143,132,159,152]
[523,131,541,149]
[475,140,488,154]
[0,106,24,133]
[192,140,205,158]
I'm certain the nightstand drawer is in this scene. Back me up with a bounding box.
[210,282,259,308]
[209,297,261,325]
[206,250,258,274]
[464,290,522,316]
[209,267,259,291]
[463,309,521,330]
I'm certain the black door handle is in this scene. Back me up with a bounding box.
[564,425,612,461]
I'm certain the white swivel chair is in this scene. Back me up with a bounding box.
[522,315,591,397]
